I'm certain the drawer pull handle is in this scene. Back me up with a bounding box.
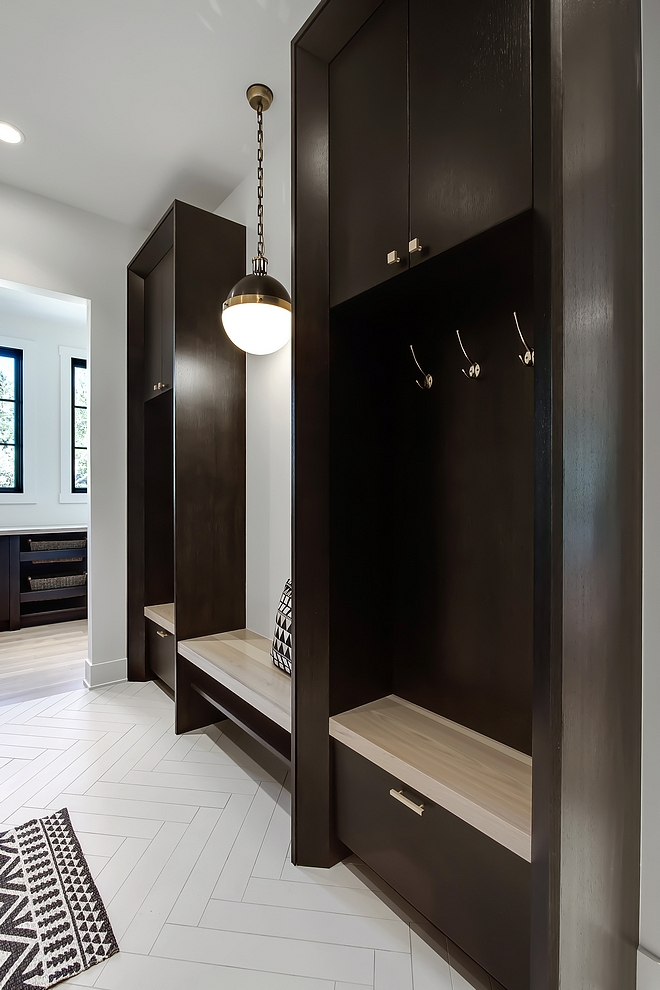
[156,629,169,638]
[390,788,425,816]
[387,250,401,266]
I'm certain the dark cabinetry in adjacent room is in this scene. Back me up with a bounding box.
[329,0,531,307]
[0,531,87,630]
[127,201,246,693]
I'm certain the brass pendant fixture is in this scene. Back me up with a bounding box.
[221,84,292,355]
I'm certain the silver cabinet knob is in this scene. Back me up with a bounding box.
[153,382,168,391]
[387,250,401,265]
[409,237,423,254]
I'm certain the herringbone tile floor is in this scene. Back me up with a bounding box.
[0,680,484,989]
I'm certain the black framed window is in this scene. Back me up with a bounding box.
[0,346,23,493]
[71,358,88,493]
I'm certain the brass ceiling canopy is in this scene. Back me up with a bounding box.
[246,84,273,112]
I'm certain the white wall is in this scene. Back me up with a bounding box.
[0,310,87,527]
[0,182,144,686]
[216,136,292,639]
[641,0,660,982]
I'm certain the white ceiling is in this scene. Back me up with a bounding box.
[0,280,88,327]
[0,0,318,230]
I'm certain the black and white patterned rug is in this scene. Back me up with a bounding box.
[0,809,118,989]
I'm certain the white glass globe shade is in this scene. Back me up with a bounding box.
[222,301,291,355]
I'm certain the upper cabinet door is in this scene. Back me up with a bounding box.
[144,247,174,400]
[409,0,532,266]
[329,0,408,308]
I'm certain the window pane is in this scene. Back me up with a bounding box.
[74,364,87,407]
[74,406,87,449]
[74,449,88,491]
[0,400,14,444]
[0,444,15,489]
[0,355,15,400]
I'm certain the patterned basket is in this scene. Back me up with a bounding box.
[29,539,87,551]
[271,579,293,676]
[28,573,87,591]
[31,558,83,564]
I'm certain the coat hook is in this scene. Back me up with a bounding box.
[514,312,534,366]
[456,330,480,379]
[410,345,433,389]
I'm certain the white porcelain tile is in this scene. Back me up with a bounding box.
[212,781,282,901]
[152,923,376,985]
[410,929,453,989]
[76,831,125,858]
[251,781,292,879]
[374,950,412,990]
[201,898,410,952]
[168,792,254,925]
[335,985,371,990]
[84,854,109,875]
[65,809,163,839]
[28,732,125,806]
[119,807,222,952]
[0,742,93,822]
[121,768,259,796]
[84,779,231,810]
[97,717,175,781]
[154,757,261,782]
[96,952,334,990]
[280,857,374,889]
[107,820,188,940]
[92,836,152,903]
[243,877,403,921]
[50,791,197,823]
[65,723,164,793]
[0,744,46,760]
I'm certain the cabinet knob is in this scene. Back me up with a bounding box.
[156,629,169,638]
[387,250,401,266]
[409,237,423,254]
[153,382,168,391]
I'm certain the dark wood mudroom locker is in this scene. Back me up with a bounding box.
[291,2,642,990]
[127,201,246,694]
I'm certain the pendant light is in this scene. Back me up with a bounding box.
[222,84,292,355]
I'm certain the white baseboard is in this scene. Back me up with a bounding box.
[639,947,660,989]
[84,657,127,689]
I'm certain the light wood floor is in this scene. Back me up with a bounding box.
[0,619,87,705]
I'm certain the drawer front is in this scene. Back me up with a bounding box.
[146,619,175,690]
[333,741,530,990]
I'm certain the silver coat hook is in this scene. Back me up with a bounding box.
[456,330,480,379]
[514,311,534,366]
[410,345,433,389]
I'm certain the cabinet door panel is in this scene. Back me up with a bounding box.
[409,0,532,264]
[329,0,408,307]
[144,247,174,400]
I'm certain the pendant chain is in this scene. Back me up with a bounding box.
[253,103,268,275]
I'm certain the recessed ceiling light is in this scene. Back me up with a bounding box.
[0,121,24,145]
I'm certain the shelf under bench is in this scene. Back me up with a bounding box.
[144,602,175,635]
[177,628,291,734]
[330,695,532,861]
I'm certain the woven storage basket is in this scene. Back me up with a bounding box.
[28,573,87,592]
[31,557,83,565]
[29,539,86,551]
